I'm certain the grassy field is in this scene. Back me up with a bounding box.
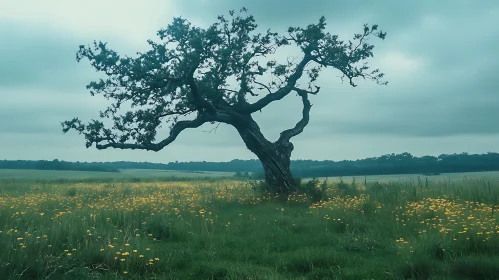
[0,168,234,181]
[1,173,499,279]
[2,168,499,183]
[307,171,499,183]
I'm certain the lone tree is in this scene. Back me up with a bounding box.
[62,8,387,195]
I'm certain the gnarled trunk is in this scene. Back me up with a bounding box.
[235,117,298,195]
[258,143,296,195]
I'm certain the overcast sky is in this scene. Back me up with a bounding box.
[1,0,498,163]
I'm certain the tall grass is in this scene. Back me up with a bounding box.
[0,177,498,279]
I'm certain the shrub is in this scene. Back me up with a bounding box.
[298,177,329,203]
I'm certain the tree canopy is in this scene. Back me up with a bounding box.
[62,8,387,194]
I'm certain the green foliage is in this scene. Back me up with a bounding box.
[334,177,361,197]
[234,171,250,178]
[144,213,174,241]
[248,176,328,202]
[66,187,77,197]
[298,177,329,203]
[247,179,268,193]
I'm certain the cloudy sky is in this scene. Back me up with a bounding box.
[1,0,498,163]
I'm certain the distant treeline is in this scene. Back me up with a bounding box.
[289,152,499,178]
[2,152,499,177]
[0,159,119,173]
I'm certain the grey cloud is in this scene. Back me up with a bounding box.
[155,123,246,148]
[307,76,499,138]
[0,130,254,162]
[0,109,88,135]
[0,88,110,135]
[0,20,133,137]
[0,21,85,89]
[317,114,499,138]
[0,20,143,91]
[174,0,499,33]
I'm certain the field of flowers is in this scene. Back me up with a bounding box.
[1,177,499,279]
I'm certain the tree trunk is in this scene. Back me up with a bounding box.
[235,118,298,195]
[258,144,296,195]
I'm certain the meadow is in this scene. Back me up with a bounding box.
[0,168,233,181]
[3,168,499,182]
[1,171,499,279]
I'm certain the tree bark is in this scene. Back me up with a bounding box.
[235,117,297,195]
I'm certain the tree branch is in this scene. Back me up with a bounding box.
[203,122,221,134]
[186,67,218,114]
[95,114,211,151]
[237,49,268,105]
[244,54,312,113]
[254,81,272,94]
[276,87,313,144]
